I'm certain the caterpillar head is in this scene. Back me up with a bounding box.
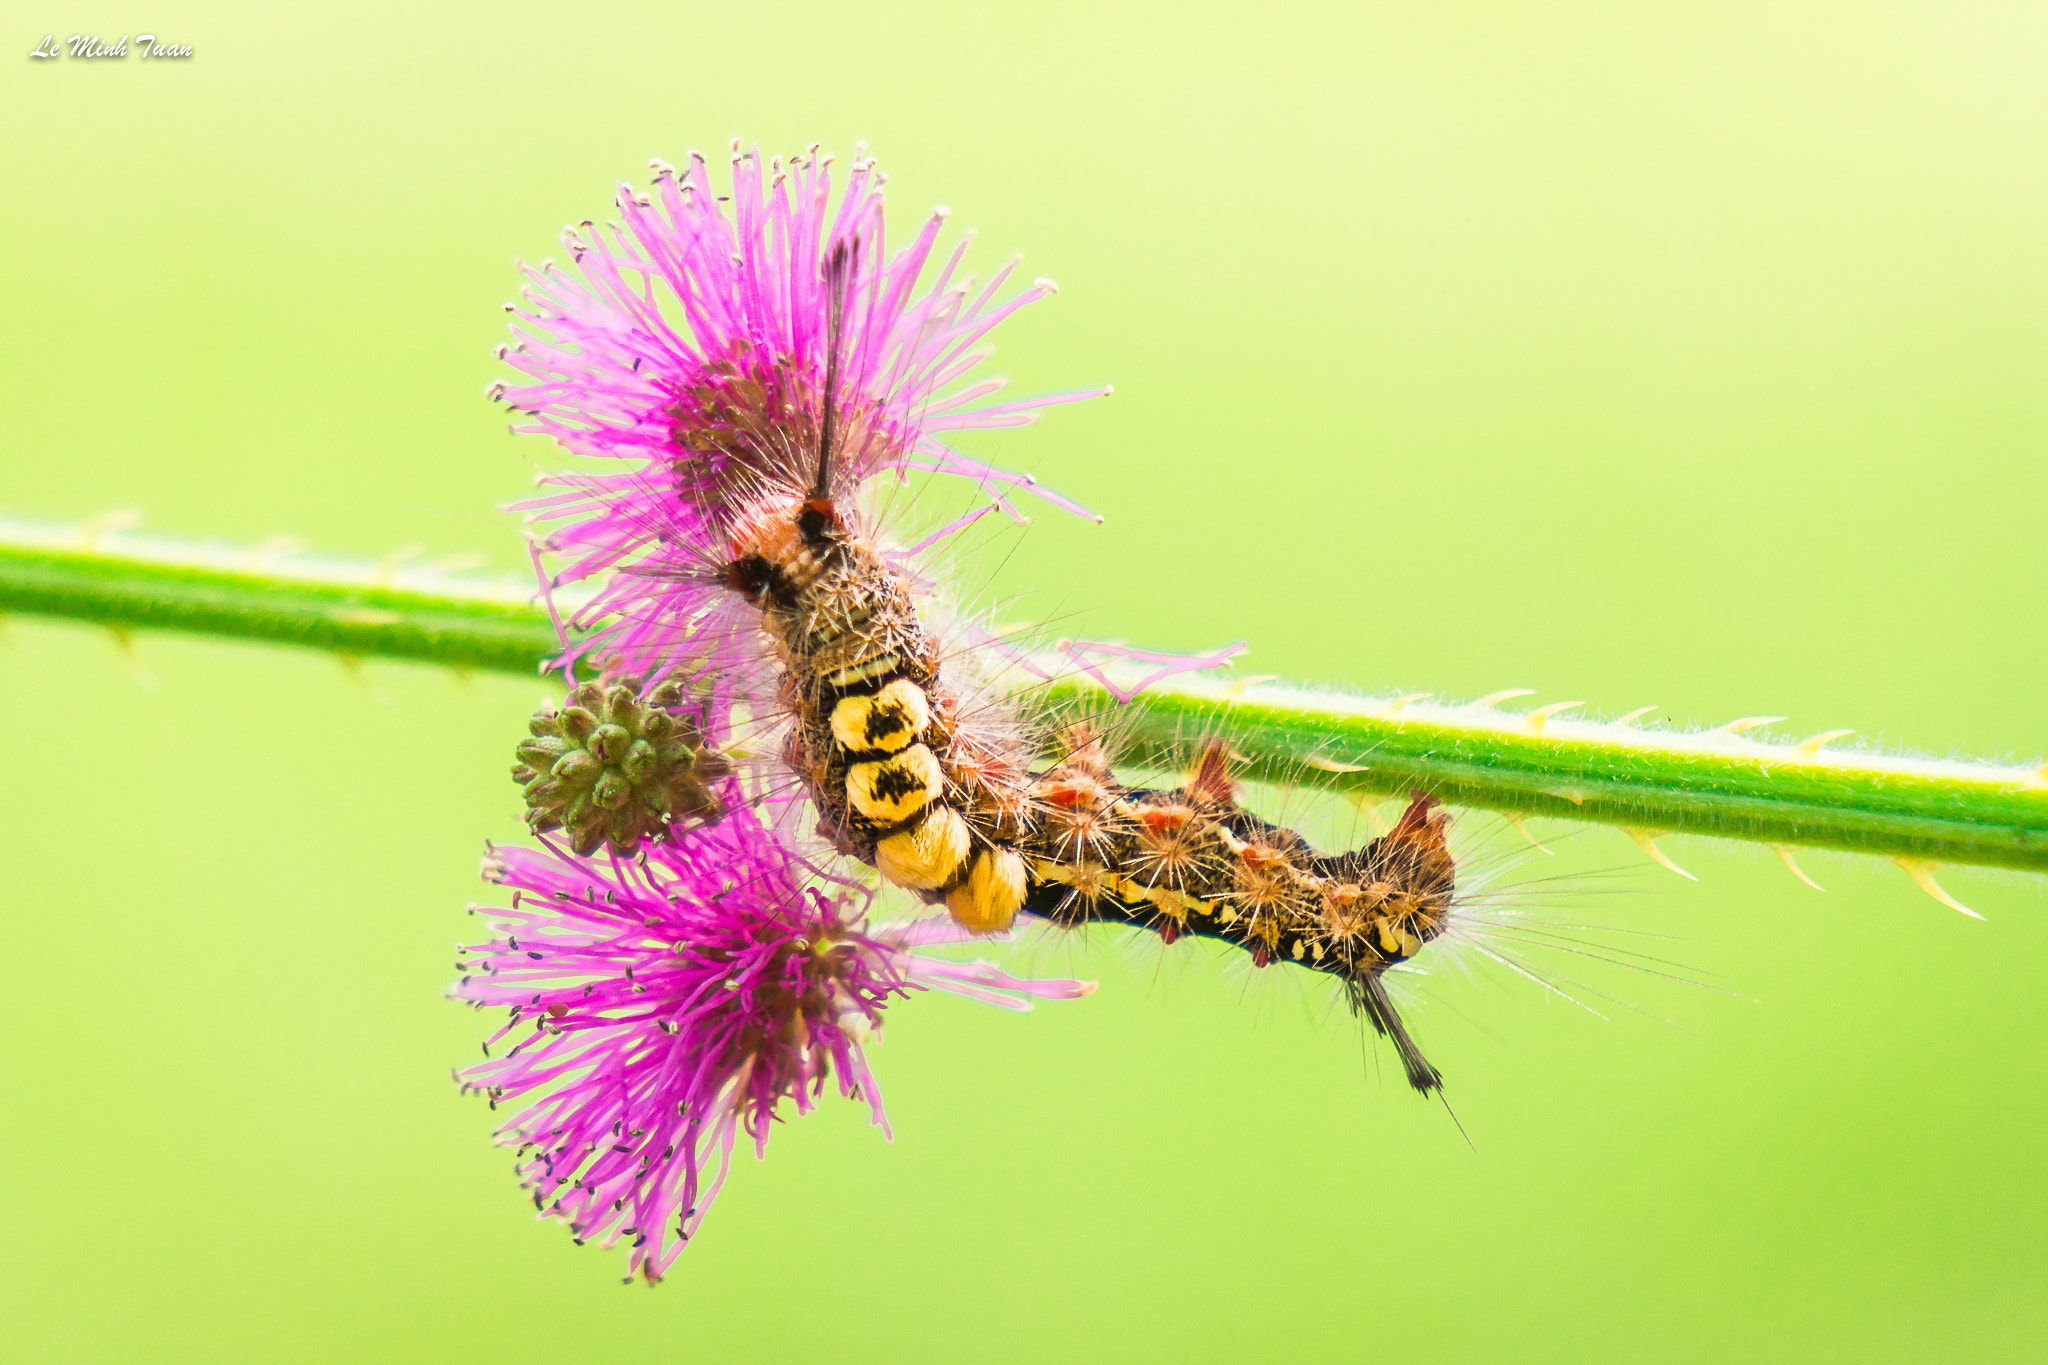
[724,494,850,605]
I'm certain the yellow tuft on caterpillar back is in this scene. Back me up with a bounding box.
[876,806,973,891]
[947,847,1030,934]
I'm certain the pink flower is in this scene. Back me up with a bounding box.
[453,792,1091,1283]
[494,141,1105,695]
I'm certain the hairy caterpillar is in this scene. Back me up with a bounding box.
[475,142,1676,1285]
[500,148,1474,1094]
[713,241,1464,1092]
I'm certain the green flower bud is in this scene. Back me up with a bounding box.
[515,676,728,856]
[588,723,632,764]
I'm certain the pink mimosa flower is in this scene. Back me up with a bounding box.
[453,793,1091,1283]
[494,141,1105,699]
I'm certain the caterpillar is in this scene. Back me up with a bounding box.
[715,241,1461,1093]
[501,150,1469,1094]
[478,143,1640,1286]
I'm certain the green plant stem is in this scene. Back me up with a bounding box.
[1032,677,2047,875]
[0,536,565,675]
[5,526,2043,878]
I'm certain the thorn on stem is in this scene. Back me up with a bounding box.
[1713,715,1788,736]
[1772,844,1824,891]
[1471,688,1535,709]
[1892,858,1983,919]
[1507,814,1553,855]
[1623,827,1697,880]
[376,544,425,588]
[1221,673,1280,702]
[1795,729,1856,759]
[107,627,159,691]
[79,508,143,551]
[1380,692,1432,717]
[1525,700,1585,735]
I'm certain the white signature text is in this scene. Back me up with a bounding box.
[29,34,193,60]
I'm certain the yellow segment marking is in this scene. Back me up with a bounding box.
[847,743,942,824]
[1029,854,1274,930]
[829,677,930,755]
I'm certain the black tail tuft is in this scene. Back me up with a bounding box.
[1348,971,1443,1096]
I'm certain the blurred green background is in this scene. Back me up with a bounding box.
[6,2,2047,1359]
